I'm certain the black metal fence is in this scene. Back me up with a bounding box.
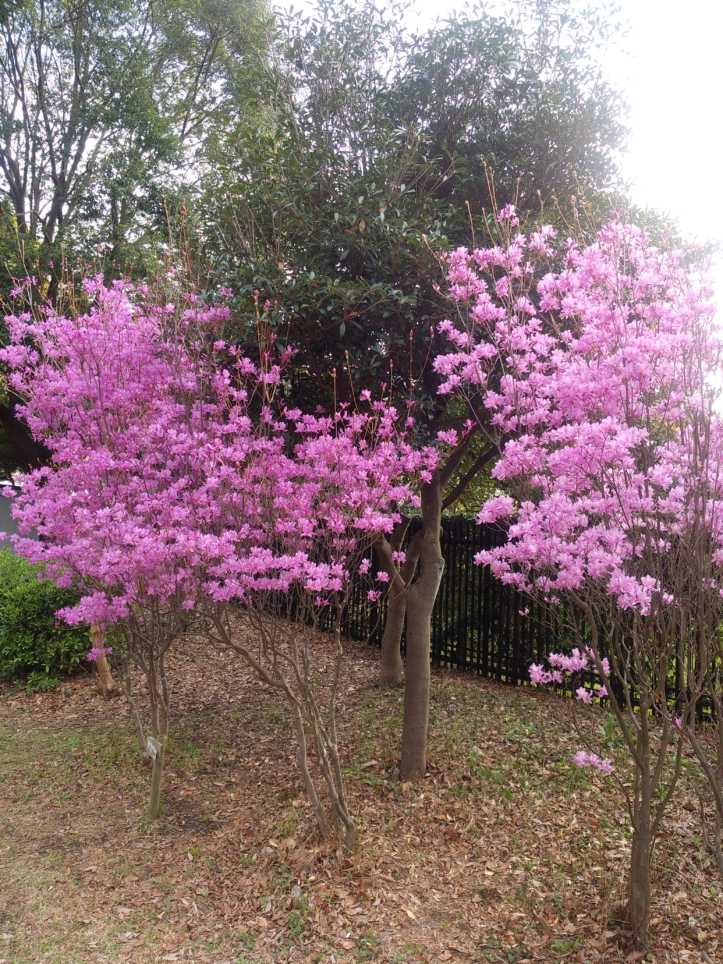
[340,515,572,685]
[333,517,716,721]
[291,514,719,723]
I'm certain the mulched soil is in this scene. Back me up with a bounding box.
[0,617,721,964]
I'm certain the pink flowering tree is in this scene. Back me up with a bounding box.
[434,209,723,944]
[0,278,244,817]
[194,382,431,849]
[163,301,433,847]
[1,278,431,843]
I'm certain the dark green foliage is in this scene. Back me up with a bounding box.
[205,0,630,429]
[0,550,88,689]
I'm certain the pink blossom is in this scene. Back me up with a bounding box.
[435,218,722,636]
[573,750,613,773]
[87,646,113,661]
[529,663,547,684]
[1,279,434,639]
[436,429,459,447]
[497,204,520,226]
[477,495,515,524]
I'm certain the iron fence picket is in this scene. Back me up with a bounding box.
[332,516,715,721]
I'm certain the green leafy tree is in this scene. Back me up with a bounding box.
[0,0,270,471]
[0,0,269,271]
[204,0,632,779]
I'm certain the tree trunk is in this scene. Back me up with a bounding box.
[399,474,444,781]
[290,697,329,839]
[147,738,165,821]
[628,746,652,949]
[377,517,411,688]
[628,823,651,948]
[120,658,148,758]
[379,591,405,687]
[91,623,116,697]
[95,653,116,697]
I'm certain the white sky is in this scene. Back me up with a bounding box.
[606,0,723,248]
[409,0,722,240]
[282,0,723,296]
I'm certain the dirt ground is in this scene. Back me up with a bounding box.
[0,621,721,964]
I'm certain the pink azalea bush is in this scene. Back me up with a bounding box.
[435,208,723,942]
[1,277,434,839]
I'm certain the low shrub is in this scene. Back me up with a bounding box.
[0,549,89,689]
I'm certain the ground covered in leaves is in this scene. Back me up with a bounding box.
[0,622,721,964]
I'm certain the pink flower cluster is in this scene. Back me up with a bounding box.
[436,217,723,619]
[1,279,437,645]
[573,750,613,773]
[529,649,608,704]
[87,646,113,662]
[529,650,611,771]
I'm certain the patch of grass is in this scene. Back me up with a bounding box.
[265,704,287,726]
[236,929,256,951]
[166,724,200,772]
[272,814,298,839]
[356,929,381,960]
[551,935,580,955]
[286,899,309,938]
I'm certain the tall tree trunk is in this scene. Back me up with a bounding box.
[378,517,411,688]
[399,474,444,780]
[379,591,405,687]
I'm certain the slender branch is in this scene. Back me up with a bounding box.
[442,443,498,510]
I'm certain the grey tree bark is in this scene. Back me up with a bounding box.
[374,437,496,779]
[378,517,411,687]
[398,475,444,780]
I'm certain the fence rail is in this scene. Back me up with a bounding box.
[340,516,569,685]
[333,517,715,721]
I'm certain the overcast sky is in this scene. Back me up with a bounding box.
[281,0,723,293]
[601,0,722,249]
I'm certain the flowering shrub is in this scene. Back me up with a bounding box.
[436,208,723,943]
[0,276,433,840]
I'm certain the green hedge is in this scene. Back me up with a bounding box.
[0,549,89,691]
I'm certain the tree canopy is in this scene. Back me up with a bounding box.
[204,0,629,435]
[0,0,269,280]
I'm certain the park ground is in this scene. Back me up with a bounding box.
[0,622,721,964]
